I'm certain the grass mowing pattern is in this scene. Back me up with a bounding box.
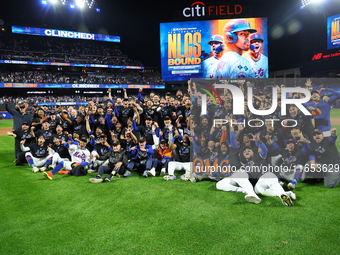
[1,117,340,254]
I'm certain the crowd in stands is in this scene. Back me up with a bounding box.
[0,70,164,85]
[0,34,142,66]
[4,79,340,207]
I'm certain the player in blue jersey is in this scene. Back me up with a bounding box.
[243,33,268,78]
[211,19,257,79]
[304,87,340,136]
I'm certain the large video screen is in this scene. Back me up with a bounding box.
[327,14,340,50]
[160,18,268,81]
[12,26,120,43]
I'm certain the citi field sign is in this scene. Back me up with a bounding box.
[182,2,243,18]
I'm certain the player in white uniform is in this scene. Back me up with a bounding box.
[203,35,225,78]
[243,33,268,78]
[211,19,257,79]
[43,137,91,180]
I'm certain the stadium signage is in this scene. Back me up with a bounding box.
[11,26,121,43]
[311,52,340,61]
[183,2,243,18]
[200,84,311,117]
[44,29,94,40]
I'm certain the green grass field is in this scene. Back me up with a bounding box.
[0,116,340,255]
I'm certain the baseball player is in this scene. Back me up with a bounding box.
[43,137,91,180]
[203,35,225,78]
[307,128,340,188]
[20,135,53,172]
[216,133,296,206]
[243,33,268,78]
[211,19,257,79]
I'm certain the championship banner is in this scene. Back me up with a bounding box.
[0,60,143,70]
[189,78,340,184]
[160,18,268,81]
[12,26,120,43]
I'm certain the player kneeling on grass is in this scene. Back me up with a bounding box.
[216,134,296,206]
[20,135,53,173]
[89,140,128,183]
[43,137,91,180]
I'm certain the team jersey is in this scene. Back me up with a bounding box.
[26,143,50,158]
[35,129,53,145]
[67,144,91,164]
[93,143,111,156]
[243,52,268,78]
[174,141,190,163]
[51,143,71,160]
[203,56,219,78]
[211,51,256,79]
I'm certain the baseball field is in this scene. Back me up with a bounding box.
[0,115,339,255]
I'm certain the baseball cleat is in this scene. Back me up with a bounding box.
[39,167,47,172]
[285,191,297,201]
[280,194,294,207]
[123,170,131,177]
[43,172,53,180]
[89,177,103,183]
[142,170,148,178]
[287,182,296,190]
[32,167,39,173]
[147,168,156,177]
[163,175,176,181]
[160,168,166,177]
[87,169,97,173]
[245,194,261,204]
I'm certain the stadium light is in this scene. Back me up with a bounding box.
[301,0,325,8]
[75,0,85,8]
[41,0,48,4]
[49,0,58,4]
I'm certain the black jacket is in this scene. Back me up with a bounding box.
[99,149,128,168]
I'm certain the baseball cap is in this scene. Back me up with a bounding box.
[313,129,323,135]
[33,104,38,108]
[22,122,29,126]
[250,33,264,42]
[112,140,120,146]
[208,34,224,45]
[19,105,26,108]
[160,139,167,144]
[286,139,296,145]
[146,116,153,121]
[139,137,146,143]
[42,119,50,123]
[80,136,88,142]
[99,134,107,138]
[49,112,56,115]
[164,116,171,121]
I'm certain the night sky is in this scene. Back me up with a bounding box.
[0,0,339,72]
